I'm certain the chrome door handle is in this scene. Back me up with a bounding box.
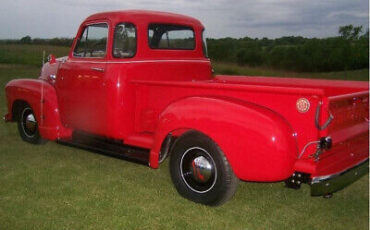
[91,67,105,72]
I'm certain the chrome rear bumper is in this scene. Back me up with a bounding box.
[311,159,369,196]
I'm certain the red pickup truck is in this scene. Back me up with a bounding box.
[4,10,369,206]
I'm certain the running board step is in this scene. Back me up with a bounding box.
[58,131,150,165]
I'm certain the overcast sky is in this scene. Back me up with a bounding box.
[0,0,368,39]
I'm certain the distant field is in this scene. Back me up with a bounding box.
[0,45,369,230]
[0,44,69,67]
[0,44,368,81]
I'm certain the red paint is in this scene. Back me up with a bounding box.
[5,79,72,139]
[4,10,369,183]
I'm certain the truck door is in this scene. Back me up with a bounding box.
[56,22,109,135]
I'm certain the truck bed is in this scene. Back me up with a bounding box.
[132,75,368,177]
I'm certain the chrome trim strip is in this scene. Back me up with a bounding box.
[91,67,105,72]
[68,59,210,64]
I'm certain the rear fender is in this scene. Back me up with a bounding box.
[151,96,298,182]
[5,79,71,140]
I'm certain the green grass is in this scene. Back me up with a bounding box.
[0,47,369,229]
[0,44,70,67]
[213,62,369,81]
[0,115,368,230]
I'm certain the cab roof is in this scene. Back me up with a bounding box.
[84,10,204,28]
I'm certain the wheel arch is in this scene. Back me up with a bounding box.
[12,99,29,121]
[5,79,71,140]
[150,96,298,182]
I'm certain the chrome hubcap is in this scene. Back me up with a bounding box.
[191,156,213,183]
[22,108,37,137]
[180,147,217,193]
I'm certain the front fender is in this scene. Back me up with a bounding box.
[151,96,298,182]
[5,79,71,140]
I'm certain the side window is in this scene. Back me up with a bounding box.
[113,23,136,58]
[148,24,195,50]
[73,23,108,58]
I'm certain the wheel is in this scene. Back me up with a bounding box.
[17,105,46,144]
[170,131,238,206]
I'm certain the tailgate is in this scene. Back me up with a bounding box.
[313,91,369,178]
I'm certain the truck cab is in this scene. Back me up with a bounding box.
[43,11,212,138]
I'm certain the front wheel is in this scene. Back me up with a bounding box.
[170,131,238,206]
[17,105,46,144]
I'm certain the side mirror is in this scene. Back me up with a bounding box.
[47,54,56,64]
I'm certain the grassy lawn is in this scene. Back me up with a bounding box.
[213,62,369,81]
[0,47,368,229]
[0,44,70,67]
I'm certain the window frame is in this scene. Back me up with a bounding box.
[202,29,209,58]
[112,22,137,59]
[72,22,109,59]
[147,23,196,50]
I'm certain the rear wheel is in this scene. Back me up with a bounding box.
[170,131,238,206]
[17,105,46,144]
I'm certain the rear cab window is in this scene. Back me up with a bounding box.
[148,24,195,50]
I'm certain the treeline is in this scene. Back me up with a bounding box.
[1,25,368,72]
[207,25,369,72]
[0,36,73,47]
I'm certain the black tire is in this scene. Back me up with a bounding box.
[170,131,239,206]
[17,104,47,144]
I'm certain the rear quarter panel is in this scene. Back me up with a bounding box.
[153,96,298,181]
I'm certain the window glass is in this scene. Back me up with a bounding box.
[148,24,195,50]
[73,23,108,58]
[113,23,136,58]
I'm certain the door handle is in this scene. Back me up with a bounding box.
[91,67,105,72]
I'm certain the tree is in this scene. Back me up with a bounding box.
[338,25,363,40]
[20,35,32,44]
[207,24,368,72]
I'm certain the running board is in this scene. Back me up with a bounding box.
[57,131,150,165]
